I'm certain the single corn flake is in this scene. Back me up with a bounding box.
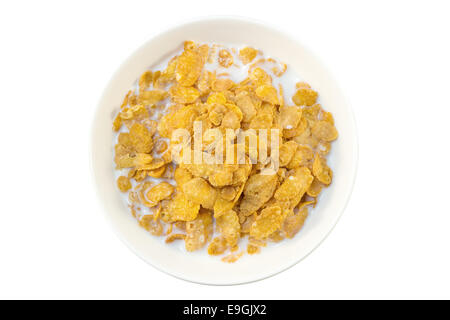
[274,167,313,209]
[269,230,285,242]
[282,207,308,238]
[218,49,234,68]
[111,41,337,263]
[221,251,244,263]
[317,141,331,156]
[147,165,166,178]
[211,78,234,91]
[185,211,213,251]
[113,114,122,131]
[114,154,137,169]
[154,139,168,154]
[157,57,177,85]
[184,40,196,51]
[306,178,324,197]
[162,192,200,222]
[250,205,284,240]
[136,157,165,171]
[139,215,164,236]
[311,120,338,142]
[213,197,235,218]
[207,237,228,255]
[240,213,256,234]
[321,111,335,125]
[120,90,132,109]
[283,117,308,139]
[255,85,279,105]
[157,104,198,138]
[249,113,273,130]
[302,104,322,122]
[216,210,240,247]
[247,244,261,255]
[207,92,227,106]
[129,123,153,153]
[133,153,154,168]
[239,173,278,215]
[169,85,200,104]
[165,233,186,243]
[220,186,237,201]
[287,144,314,169]
[181,177,218,209]
[239,47,258,64]
[279,141,298,167]
[221,110,241,129]
[235,92,257,122]
[296,82,311,89]
[279,105,302,129]
[272,62,287,77]
[292,127,319,149]
[139,71,153,91]
[117,176,131,192]
[176,48,203,86]
[133,169,147,182]
[197,44,210,64]
[249,67,272,86]
[147,182,174,205]
[312,154,333,185]
[138,89,168,106]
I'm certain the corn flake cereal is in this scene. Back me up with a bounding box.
[112,41,338,262]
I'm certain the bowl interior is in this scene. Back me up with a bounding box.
[91,17,358,285]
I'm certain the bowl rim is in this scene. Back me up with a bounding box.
[90,15,359,286]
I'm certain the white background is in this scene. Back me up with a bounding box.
[1,0,449,299]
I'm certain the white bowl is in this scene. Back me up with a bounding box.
[91,17,358,285]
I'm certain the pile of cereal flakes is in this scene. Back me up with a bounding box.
[113,41,338,263]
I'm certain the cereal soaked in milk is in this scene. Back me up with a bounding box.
[112,41,338,262]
